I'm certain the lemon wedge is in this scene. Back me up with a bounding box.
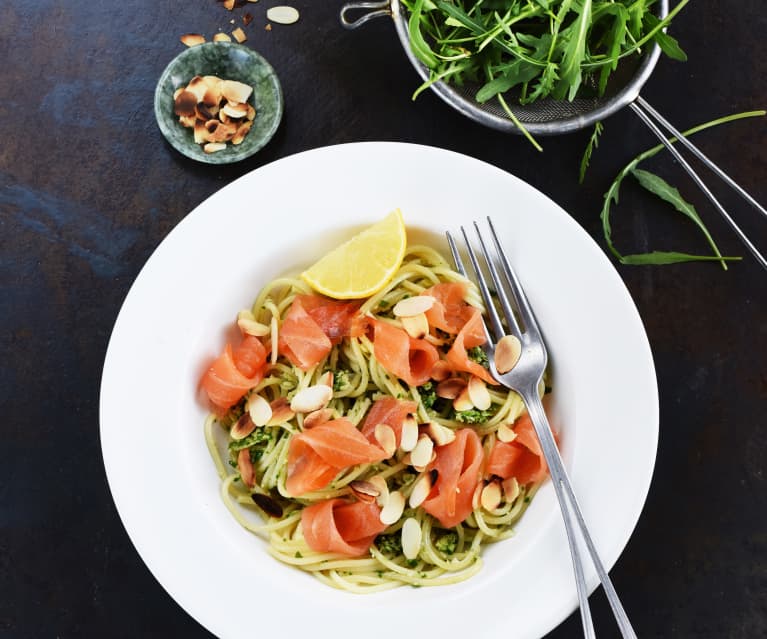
[301,209,407,299]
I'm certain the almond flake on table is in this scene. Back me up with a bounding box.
[266,6,299,25]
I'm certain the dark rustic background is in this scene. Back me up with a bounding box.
[1,1,765,637]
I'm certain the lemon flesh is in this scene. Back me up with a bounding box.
[301,209,407,299]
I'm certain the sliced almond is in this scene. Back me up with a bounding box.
[203,142,227,154]
[424,421,456,447]
[452,385,475,412]
[368,475,389,507]
[409,472,434,508]
[379,490,405,525]
[222,102,248,119]
[496,422,517,443]
[467,375,491,411]
[246,103,256,121]
[232,120,252,145]
[180,33,206,47]
[223,0,235,10]
[195,103,216,121]
[350,480,380,503]
[237,315,270,336]
[173,90,197,117]
[243,12,254,26]
[193,120,208,144]
[502,477,520,503]
[399,413,419,452]
[251,493,283,517]
[393,295,436,318]
[318,371,334,388]
[222,79,253,104]
[436,377,466,400]
[303,408,333,429]
[267,398,295,425]
[374,423,396,457]
[232,27,247,43]
[400,313,429,339]
[290,384,333,413]
[246,394,272,426]
[202,86,222,109]
[401,517,422,560]
[173,87,184,100]
[178,115,196,128]
[237,449,255,487]
[213,32,232,42]
[230,413,256,440]
[430,360,451,382]
[208,120,237,143]
[266,5,300,24]
[481,480,503,511]
[495,334,522,374]
[410,435,434,469]
[186,75,208,102]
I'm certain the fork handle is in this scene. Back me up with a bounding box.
[523,389,638,639]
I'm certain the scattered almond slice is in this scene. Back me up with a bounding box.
[232,27,247,43]
[213,32,232,42]
[180,33,206,47]
[266,5,300,25]
[223,0,235,9]
[204,142,227,153]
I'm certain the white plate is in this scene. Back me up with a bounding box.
[100,142,657,639]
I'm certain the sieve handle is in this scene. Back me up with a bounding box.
[630,97,767,272]
[340,0,392,29]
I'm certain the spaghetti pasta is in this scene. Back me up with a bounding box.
[202,244,548,591]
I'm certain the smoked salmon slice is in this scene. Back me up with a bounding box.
[286,419,388,496]
[360,397,418,446]
[422,428,483,528]
[278,297,332,371]
[295,294,368,344]
[372,320,440,387]
[445,308,497,385]
[201,336,267,410]
[302,498,386,557]
[486,414,548,485]
[422,282,475,334]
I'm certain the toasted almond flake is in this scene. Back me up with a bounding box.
[400,313,429,339]
[203,142,227,153]
[174,90,197,117]
[178,115,197,128]
[195,103,215,121]
[193,120,208,144]
[223,0,235,9]
[436,377,466,400]
[471,481,483,510]
[318,371,334,388]
[180,33,205,47]
[393,295,436,318]
[290,384,333,413]
[186,75,208,102]
[368,475,389,506]
[213,32,232,42]
[410,435,433,469]
[303,408,333,429]
[232,120,252,145]
[266,5,300,24]
[173,87,184,100]
[202,86,222,108]
[267,398,295,425]
[265,23,272,31]
[247,394,272,426]
[246,103,256,121]
[409,472,433,508]
[495,334,522,374]
[502,477,520,503]
[218,110,229,123]
[237,316,269,336]
[350,480,380,503]
[232,27,247,42]
[251,493,283,517]
[399,414,418,452]
[208,120,237,142]
[424,421,456,447]
[230,413,256,440]
[430,360,451,382]
[221,79,253,104]
[237,449,255,487]
[243,12,254,26]
[379,490,405,525]
[452,386,475,412]
[401,517,422,560]
[467,375,491,411]
[496,423,517,443]
[481,480,503,511]
[222,102,248,119]
[374,423,396,457]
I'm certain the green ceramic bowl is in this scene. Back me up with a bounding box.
[154,43,283,164]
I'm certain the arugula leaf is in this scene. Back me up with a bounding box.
[408,0,439,68]
[644,13,687,61]
[554,0,592,100]
[579,120,603,183]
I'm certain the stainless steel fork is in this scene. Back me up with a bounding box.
[447,218,636,639]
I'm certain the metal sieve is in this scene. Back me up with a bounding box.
[340,0,767,270]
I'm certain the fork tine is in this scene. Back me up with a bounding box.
[472,221,523,338]
[456,226,505,343]
[445,231,468,276]
[487,217,541,337]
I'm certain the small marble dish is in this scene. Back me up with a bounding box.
[154,43,283,164]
